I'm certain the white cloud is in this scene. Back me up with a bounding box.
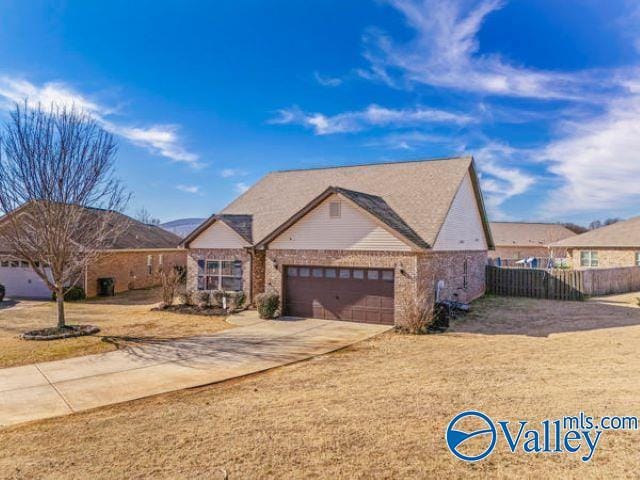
[473,142,536,217]
[313,71,343,87]
[270,103,472,135]
[538,81,640,215]
[0,76,200,166]
[220,168,247,178]
[176,184,201,194]
[359,0,600,99]
[234,182,250,194]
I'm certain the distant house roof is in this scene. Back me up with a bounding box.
[490,222,576,247]
[101,211,183,249]
[183,156,493,249]
[551,217,640,248]
[0,202,182,251]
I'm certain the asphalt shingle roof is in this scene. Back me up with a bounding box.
[218,156,483,247]
[551,216,640,248]
[490,222,576,247]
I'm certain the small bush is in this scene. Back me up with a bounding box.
[175,291,189,305]
[396,294,434,334]
[52,286,86,302]
[210,290,225,308]
[160,269,182,306]
[226,291,246,310]
[193,291,210,308]
[256,292,279,319]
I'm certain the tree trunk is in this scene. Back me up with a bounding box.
[56,287,66,329]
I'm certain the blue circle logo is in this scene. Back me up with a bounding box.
[446,411,497,462]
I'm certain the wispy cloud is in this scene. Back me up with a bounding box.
[176,184,201,194]
[473,142,536,218]
[270,103,473,135]
[538,79,640,215]
[0,76,201,167]
[313,71,343,87]
[234,182,250,194]
[364,130,454,150]
[359,0,605,99]
[220,168,247,178]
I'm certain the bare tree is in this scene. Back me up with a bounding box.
[0,103,129,330]
[135,207,160,225]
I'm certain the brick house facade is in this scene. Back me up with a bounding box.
[566,248,640,269]
[85,249,186,297]
[182,157,494,325]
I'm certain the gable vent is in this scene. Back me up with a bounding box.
[329,201,341,218]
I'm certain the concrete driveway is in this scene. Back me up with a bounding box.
[0,314,391,427]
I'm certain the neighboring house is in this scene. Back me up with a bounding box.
[0,207,186,299]
[550,216,640,269]
[181,156,494,325]
[489,222,576,263]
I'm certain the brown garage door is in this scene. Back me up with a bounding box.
[284,266,394,324]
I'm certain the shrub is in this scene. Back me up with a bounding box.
[160,269,182,306]
[0,283,4,302]
[193,291,210,308]
[52,286,86,302]
[226,291,246,310]
[256,292,279,319]
[175,291,189,305]
[396,294,434,334]
[210,290,225,308]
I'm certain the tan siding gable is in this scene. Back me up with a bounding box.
[433,173,487,251]
[270,194,412,251]
[190,221,250,249]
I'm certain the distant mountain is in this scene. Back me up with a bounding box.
[160,218,206,238]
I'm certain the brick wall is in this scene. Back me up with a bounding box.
[489,246,551,260]
[265,249,419,323]
[186,248,252,301]
[85,249,186,297]
[568,248,640,269]
[416,250,487,305]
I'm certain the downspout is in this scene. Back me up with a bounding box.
[246,246,254,305]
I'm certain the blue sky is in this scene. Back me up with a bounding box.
[1,0,639,224]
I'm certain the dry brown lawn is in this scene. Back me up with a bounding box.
[0,289,230,368]
[1,293,640,479]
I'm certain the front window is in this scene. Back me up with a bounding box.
[580,251,599,267]
[197,259,243,291]
[147,255,153,275]
[636,252,640,267]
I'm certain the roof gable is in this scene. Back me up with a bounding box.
[261,188,426,250]
[223,156,492,247]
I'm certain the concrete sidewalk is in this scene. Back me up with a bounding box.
[0,314,391,427]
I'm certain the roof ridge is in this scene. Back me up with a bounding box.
[272,155,471,174]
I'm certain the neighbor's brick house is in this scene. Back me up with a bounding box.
[550,216,640,269]
[0,206,186,299]
[182,157,494,325]
[488,222,575,265]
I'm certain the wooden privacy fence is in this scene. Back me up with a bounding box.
[486,266,584,301]
[486,265,640,300]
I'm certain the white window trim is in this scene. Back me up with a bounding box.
[198,259,243,291]
[580,250,599,268]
